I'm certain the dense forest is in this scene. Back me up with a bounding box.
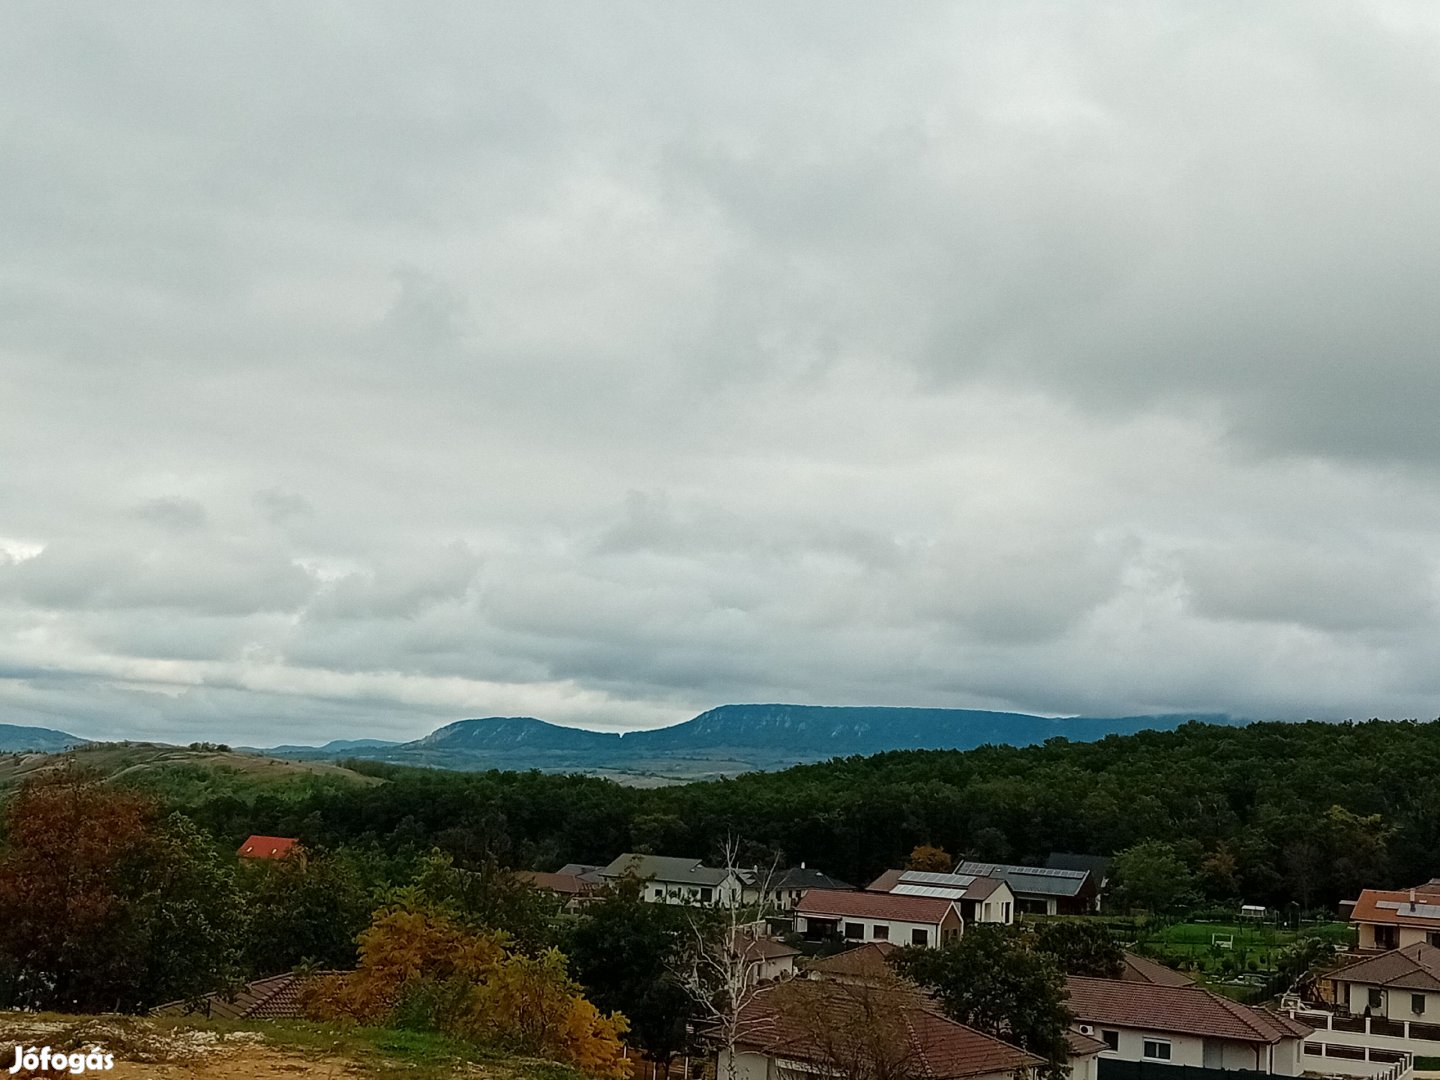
[167,718,1440,911]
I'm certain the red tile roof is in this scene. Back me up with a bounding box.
[797,888,957,924]
[518,870,601,895]
[1119,952,1195,987]
[1351,888,1440,928]
[236,835,299,860]
[806,941,901,981]
[1066,977,1311,1044]
[735,980,1043,1080]
[150,971,339,1020]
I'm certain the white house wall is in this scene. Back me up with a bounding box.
[800,914,944,947]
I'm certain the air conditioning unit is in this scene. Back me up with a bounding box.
[1079,1025,1095,1036]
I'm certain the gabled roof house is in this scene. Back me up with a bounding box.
[1066,976,1311,1075]
[1349,887,1440,952]
[598,852,743,906]
[796,888,963,948]
[867,868,1016,927]
[721,979,1045,1080]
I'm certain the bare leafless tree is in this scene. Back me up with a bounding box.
[677,835,785,1080]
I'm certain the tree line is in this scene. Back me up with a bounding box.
[175,718,1436,911]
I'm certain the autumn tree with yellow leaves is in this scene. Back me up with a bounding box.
[304,898,628,1077]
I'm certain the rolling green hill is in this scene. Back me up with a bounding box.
[0,741,382,802]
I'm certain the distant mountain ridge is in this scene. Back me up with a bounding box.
[0,723,86,753]
[261,704,1242,777]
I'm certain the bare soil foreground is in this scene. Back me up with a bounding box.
[0,1014,584,1080]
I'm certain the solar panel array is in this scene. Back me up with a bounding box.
[893,883,969,899]
[1377,901,1440,920]
[955,860,1089,896]
[898,870,979,887]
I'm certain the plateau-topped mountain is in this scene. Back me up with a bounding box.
[262,704,1241,778]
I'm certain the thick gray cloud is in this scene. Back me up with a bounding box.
[3,2,1440,744]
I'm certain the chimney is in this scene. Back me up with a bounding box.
[1412,888,1418,912]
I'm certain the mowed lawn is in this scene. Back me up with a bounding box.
[1132,918,1353,977]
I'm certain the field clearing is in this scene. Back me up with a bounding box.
[0,743,382,800]
[0,1013,584,1080]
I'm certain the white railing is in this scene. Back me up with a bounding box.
[1288,1007,1418,1080]
[1286,1006,1440,1049]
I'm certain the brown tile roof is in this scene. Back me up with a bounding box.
[236,835,299,860]
[735,980,1043,1080]
[731,931,801,962]
[1065,977,1312,1044]
[1350,888,1440,928]
[1067,1031,1109,1057]
[806,941,901,981]
[1119,952,1195,987]
[150,971,336,1020]
[518,870,600,895]
[1329,943,1440,993]
[798,888,956,924]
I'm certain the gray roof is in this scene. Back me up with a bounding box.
[772,866,854,891]
[1046,852,1111,881]
[956,860,1090,898]
[599,852,731,887]
[556,862,605,884]
[868,868,1007,902]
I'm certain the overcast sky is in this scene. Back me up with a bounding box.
[3,3,1440,745]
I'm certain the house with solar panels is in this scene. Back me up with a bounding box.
[1349,886,1440,952]
[866,869,1017,927]
[954,860,1100,915]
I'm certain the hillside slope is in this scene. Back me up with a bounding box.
[0,742,382,799]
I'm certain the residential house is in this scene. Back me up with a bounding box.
[803,941,901,986]
[1274,943,1440,1076]
[1118,952,1194,987]
[866,868,1017,926]
[597,852,744,906]
[743,865,854,910]
[731,930,801,985]
[719,979,1044,1080]
[236,835,301,862]
[794,888,962,948]
[1048,853,1112,896]
[955,860,1098,915]
[1326,944,1440,1023]
[516,868,603,910]
[1349,887,1440,952]
[1066,975,1312,1076]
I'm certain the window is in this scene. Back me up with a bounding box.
[845,922,864,940]
[1143,1040,1171,1061]
[700,887,713,903]
[873,924,889,940]
[982,903,992,921]
[1370,988,1385,1010]
[1376,926,1399,949]
[1414,994,1427,1016]
[912,928,929,946]
[1002,901,1012,923]
[1430,932,1440,948]
[1101,1031,1119,1052]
